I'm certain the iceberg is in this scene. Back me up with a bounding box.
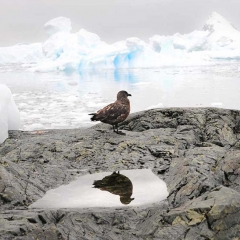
[0,43,44,65]
[203,12,240,48]
[1,12,240,72]
[44,17,72,37]
[0,84,21,144]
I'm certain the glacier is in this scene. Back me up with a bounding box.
[0,12,240,72]
[0,84,21,143]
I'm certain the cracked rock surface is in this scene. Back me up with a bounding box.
[0,107,240,239]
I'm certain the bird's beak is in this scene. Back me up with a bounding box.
[128,94,132,97]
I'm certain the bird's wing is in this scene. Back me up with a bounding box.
[95,102,128,122]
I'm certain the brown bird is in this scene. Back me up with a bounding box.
[89,90,131,134]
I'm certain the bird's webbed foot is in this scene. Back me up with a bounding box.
[96,129,107,133]
[113,124,126,135]
[116,131,126,135]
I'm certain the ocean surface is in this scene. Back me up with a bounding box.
[0,63,240,131]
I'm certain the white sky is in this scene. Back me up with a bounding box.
[0,0,239,46]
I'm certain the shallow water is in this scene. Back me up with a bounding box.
[0,63,240,130]
[30,169,168,209]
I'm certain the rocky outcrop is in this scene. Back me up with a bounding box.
[0,108,240,239]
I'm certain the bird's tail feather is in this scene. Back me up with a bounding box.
[89,113,97,121]
[93,180,104,187]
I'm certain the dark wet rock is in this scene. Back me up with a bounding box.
[1,108,240,239]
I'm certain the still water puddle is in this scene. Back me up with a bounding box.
[30,169,168,209]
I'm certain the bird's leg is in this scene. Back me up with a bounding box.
[115,124,125,135]
[113,124,119,133]
[115,124,122,134]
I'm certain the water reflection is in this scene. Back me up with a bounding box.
[93,171,134,205]
[114,69,138,83]
[30,169,168,209]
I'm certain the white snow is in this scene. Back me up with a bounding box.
[211,102,223,106]
[0,12,240,71]
[0,84,20,143]
[146,103,164,110]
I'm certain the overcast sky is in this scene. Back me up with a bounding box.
[0,0,240,46]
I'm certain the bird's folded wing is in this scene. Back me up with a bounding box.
[96,102,128,121]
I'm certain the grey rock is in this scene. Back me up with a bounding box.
[0,108,240,239]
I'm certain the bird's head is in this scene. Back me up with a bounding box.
[120,196,135,205]
[117,90,132,100]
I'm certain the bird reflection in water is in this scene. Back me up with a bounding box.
[93,171,134,205]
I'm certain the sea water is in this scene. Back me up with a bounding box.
[0,63,240,131]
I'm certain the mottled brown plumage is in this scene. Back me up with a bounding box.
[89,90,131,134]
